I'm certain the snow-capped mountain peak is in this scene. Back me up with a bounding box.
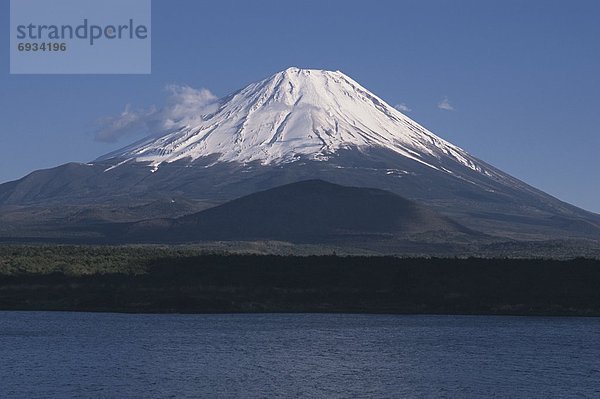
[98,67,487,175]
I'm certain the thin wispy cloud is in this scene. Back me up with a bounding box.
[437,97,454,111]
[394,103,412,113]
[94,105,156,143]
[94,85,218,143]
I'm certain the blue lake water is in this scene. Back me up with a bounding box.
[1,312,599,398]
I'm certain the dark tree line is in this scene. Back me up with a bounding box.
[1,246,599,316]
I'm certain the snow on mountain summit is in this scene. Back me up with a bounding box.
[98,67,488,175]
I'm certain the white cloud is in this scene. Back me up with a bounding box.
[94,85,218,143]
[437,97,454,111]
[394,103,412,113]
[161,85,218,129]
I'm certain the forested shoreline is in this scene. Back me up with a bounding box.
[1,246,599,316]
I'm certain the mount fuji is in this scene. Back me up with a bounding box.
[99,67,489,175]
[1,67,599,243]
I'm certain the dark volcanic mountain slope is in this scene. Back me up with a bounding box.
[125,180,475,243]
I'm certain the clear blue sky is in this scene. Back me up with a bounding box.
[1,0,599,213]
